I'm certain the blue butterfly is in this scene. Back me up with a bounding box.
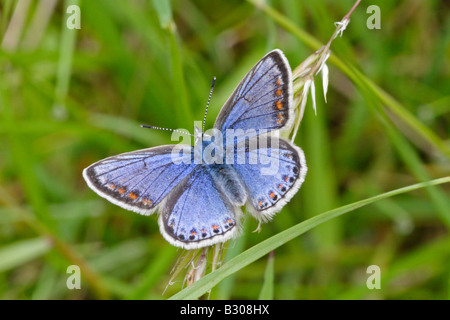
[83,49,307,249]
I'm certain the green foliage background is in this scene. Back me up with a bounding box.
[0,0,449,299]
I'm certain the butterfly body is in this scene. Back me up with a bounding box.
[204,163,247,206]
[83,49,307,249]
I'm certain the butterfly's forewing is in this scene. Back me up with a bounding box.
[214,49,293,135]
[159,166,241,249]
[232,134,307,221]
[214,49,306,220]
[83,145,196,215]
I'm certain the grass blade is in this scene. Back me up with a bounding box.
[0,238,51,272]
[246,0,449,157]
[258,251,275,300]
[169,176,450,300]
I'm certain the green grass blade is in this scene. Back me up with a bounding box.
[152,0,172,29]
[258,251,275,300]
[350,65,450,158]
[363,88,450,227]
[0,238,52,273]
[151,0,192,127]
[0,82,55,231]
[53,0,80,117]
[169,177,450,300]
[338,235,450,299]
[213,218,249,299]
[126,246,178,299]
[246,0,450,157]
[302,101,340,254]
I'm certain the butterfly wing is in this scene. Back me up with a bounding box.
[83,145,196,215]
[214,49,293,134]
[214,50,306,220]
[159,165,241,249]
[232,134,307,221]
[83,49,303,249]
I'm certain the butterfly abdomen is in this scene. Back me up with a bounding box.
[206,164,247,206]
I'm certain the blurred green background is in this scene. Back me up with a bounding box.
[0,0,449,299]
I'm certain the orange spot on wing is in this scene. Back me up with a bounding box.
[269,192,276,199]
[276,113,284,124]
[275,89,282,96]
[276,78,282,86]
[108,183,117,190]
[141,198,152,206]
[118,187,126,195]
[276,100,283,110]
[212,224,219,230]
[128,192,138,200]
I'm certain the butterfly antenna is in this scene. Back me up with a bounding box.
[140,124,195,137]
[202,76,216,133]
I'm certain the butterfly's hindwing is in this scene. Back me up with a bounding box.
[232,135,307,220]
[159,165,241,249]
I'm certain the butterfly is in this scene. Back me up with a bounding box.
[83,49,307,250]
